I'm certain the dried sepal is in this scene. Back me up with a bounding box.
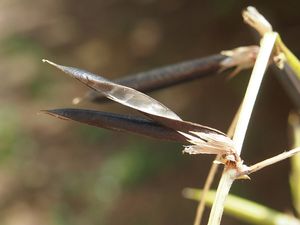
[242,6,273,36]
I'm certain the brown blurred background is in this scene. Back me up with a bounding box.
[0,1,299,225]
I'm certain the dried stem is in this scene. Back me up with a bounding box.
[240,147,300,176]
[193,104,242,225]
[193,161,219,225]
[207,32,277,225]
[232,35,277,154]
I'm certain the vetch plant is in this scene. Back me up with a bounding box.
[42,6,300,225]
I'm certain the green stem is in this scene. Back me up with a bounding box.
[275,35,300,79]
[184,189,300,225]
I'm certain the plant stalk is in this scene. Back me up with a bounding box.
[193,104,242,225]
[207,32,277,225]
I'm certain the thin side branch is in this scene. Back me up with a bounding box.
[240,147,300,176]
[193,104,242,225]
[193,161,219,225]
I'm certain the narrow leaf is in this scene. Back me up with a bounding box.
[86,54,227,103]
[43,108,189,143]
[274,63,300,110]
[43,60,226,135]
[43,60,235,155]
[42,59,181,121]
